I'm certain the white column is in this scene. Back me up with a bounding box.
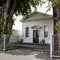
[3,34,6,51]
[50,37,53,59]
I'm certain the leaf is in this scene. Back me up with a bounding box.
[46,4,52,12]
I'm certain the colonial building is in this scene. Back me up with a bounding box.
[21,11,53,44]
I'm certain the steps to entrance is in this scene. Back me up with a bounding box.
[11,43,50,52]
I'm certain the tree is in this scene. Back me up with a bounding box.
[0,0,41,49]
[53,0,60,54]
[0,0,40,35]
[39,0,60,54]
[47,0,60,54]
[0,0,60,52]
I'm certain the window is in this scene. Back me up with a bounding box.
[44,26,48,37]
[25,27,29,37]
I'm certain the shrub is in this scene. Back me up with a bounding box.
[17,39,23,43]
[42,39,45,44]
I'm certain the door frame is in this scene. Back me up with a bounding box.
[33,30,39,43]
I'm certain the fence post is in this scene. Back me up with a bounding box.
[3,34,6,51]
[50,37,53,59]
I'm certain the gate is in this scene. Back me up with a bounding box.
[50,35,60,58]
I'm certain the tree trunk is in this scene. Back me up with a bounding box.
[56,8,60,55]
[2,0,10,34]
[7,0,16,35]
[53,7,58,52]
[2,0,16,35]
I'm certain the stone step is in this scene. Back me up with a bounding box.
[11,43,50,52]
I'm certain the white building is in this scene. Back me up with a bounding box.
[21,11,53,44]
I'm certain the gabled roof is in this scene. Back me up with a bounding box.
[20,11,53,22]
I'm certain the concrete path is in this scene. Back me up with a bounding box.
[0,48,59,60]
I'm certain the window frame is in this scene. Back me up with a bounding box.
[25,27,29,37]
[44,26,48,37]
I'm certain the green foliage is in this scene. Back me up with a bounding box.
[54,16,60,21]
[0,19,3,34]
[0,44,3,49]
[0,0,41,35]
[46,4,52,13]
[0,17,14,35]
[4,18,14,35]
[0,0,41,18]
[53,0,60,8]
[0,0,40,17]
[53,26,58,32]
[54,0,60,4]
[0,0,59,35]
[15,0,40,18]
[17,39,23,43]
[0,41,11,49]
[6,41,11,48]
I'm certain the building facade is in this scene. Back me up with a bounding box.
[21,11,53,44]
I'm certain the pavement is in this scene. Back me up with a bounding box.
[0,48,60,60]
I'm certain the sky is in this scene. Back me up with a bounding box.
[12,2,53,32]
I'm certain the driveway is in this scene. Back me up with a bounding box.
[0,48,59,60]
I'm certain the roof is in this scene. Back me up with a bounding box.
[20,11,53,22]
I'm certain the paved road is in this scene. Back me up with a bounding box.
[0,48,59,60]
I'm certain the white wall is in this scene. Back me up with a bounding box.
[9,30,22,43]
[22,19,53,44]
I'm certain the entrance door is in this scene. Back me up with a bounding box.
[33,30,39,43]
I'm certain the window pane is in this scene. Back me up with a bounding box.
[25,27,29,37]
[44,26,48,37]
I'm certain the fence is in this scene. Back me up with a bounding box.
[52,35,60,56]
[0,35,22,51]
[0,35,4,50]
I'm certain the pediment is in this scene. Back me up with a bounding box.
[21,11,53,22]
[31,25,42,29]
